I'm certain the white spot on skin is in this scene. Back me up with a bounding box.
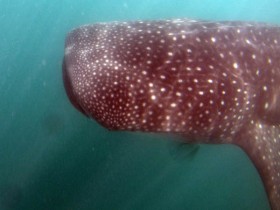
[268,58,272,64]
[265,102,269,109]
[209,65,214,69]
[198,91,204,95]
[160,75,166,79]
[168,52,173,56]
[176,92,182,96]
[196,67,202,71]
[245,39,251,44]
[233,62,239,69]
[142,70,147,75]
[151,95,156,100]
[171,103,177,107]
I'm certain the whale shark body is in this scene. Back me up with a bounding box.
[62,19,280,209]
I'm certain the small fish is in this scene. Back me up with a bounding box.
[62,19,280,209]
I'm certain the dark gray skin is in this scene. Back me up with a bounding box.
[63,19,280,209]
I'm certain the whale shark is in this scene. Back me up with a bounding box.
[62,19,280,209]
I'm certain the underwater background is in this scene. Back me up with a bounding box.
[1,0,280,209]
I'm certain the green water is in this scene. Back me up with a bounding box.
[1,0,279,209]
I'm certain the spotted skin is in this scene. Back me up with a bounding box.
[63,19,280,209]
